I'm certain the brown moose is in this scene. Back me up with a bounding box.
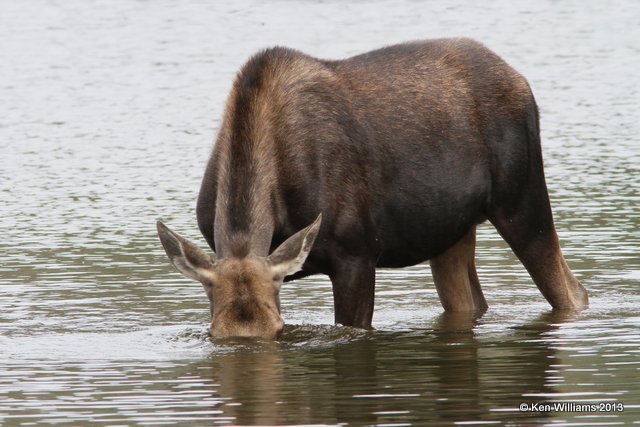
[157,38,588,339]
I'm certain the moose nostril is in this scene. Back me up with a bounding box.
[275,320,285,338]
[210,321,224,338]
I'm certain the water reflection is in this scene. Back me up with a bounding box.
[201,313,577,425]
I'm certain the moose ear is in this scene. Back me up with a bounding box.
[156,221,215,282]
[267,214,322,278]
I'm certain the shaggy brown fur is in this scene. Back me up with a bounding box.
[159,38,588,338]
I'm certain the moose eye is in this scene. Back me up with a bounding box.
[201,279,215,291]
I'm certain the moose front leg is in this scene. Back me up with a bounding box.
[329,257,377,328]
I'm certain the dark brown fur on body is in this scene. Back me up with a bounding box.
[158,38,588,339]
[202,39,531,263]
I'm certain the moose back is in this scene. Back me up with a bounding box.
[157,38,588,339]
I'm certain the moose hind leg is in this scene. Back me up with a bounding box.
[487,145,589,312]
[430,226,488,312]
[490,206,588,310]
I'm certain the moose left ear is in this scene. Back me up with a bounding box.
[267,214,322,278]
[157,220,216,282]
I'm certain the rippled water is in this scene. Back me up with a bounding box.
[1,0,639,425]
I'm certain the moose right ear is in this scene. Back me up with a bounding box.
[267,214,322,278]
[156,221,215,282]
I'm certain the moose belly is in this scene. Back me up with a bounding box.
[374,169,489,268]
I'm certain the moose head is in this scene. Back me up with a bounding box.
[156,215,321,339]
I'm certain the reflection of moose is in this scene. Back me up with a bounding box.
[203,312,572,425]
[158,38,587,338]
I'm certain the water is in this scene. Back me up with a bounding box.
[1,0,639,425]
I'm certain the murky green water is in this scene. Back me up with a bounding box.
[2,0,639,425]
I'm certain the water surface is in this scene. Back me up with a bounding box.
[1,0,639,425]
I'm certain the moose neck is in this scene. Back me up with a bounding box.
[213,139,277,259]
[212,50,304,259]
[214,176,274,258]
[212,104,279,257]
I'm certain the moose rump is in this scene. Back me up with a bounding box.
[158,38,588,339]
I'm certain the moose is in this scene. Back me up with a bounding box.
[157,38,588,339]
